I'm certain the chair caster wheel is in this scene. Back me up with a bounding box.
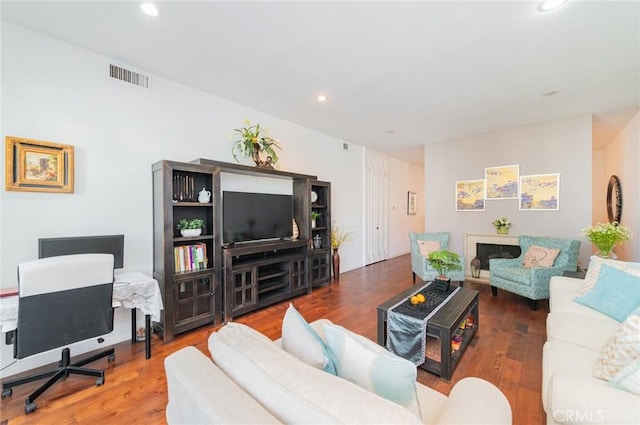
[108,354,116,362]
[96,377,104,386]
[25,401,37,414]
[2,387,12,398]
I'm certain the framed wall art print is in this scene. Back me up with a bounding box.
[407,191,417,215]
[5,136,74,193]
[485,164,519,200]
[455,179,485,211]
[520,173,559,210]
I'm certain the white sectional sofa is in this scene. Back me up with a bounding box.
[164,319,512,424]
[543,274,640,424]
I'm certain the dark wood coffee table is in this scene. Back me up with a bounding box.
[377,282,479,381]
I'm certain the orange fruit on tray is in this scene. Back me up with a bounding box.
[410,295,420,305]
[416,294,426,303]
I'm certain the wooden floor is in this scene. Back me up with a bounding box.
[0,254,547,424]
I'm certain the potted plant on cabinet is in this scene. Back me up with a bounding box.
[231,119,281,169]
[426,249,462,291]
[311,211,321,228]
[177,219,205,237]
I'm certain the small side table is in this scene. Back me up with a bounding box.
[113,271,163,359]
[563,270,587,279]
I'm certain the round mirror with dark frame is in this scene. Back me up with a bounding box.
[606,175,622,223]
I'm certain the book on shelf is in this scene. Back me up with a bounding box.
[174,243,208,273]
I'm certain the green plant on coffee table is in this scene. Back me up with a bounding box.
[426,249,462,280]
[176,218,205,230]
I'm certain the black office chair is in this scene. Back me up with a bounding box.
[1,254,116,413]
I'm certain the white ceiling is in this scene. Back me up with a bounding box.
[2,0,639,166]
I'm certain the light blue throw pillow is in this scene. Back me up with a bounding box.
[574,264,640,322]
[281,304,336,375]
[323,323,422,419]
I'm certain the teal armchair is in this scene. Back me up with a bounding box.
[489,235,581,310]
[409,232,465,286]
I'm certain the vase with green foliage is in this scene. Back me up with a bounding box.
[231,119,281,169]
[426,249,463,291]
[581,222,632,258]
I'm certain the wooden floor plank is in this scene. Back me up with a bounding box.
[0,254,547,424]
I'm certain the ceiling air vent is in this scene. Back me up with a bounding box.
[109,64,149,88]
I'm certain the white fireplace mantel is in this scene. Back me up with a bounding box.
[464,233,519,284]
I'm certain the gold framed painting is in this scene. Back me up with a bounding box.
[455,179,485,211]
[520,173,559,210]
[485,164,519,200]
[5,136,74,193]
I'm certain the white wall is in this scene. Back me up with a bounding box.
[424,115,593,269]
[599,111,640,261]
[388,157,425,258]
[0,22,423,376]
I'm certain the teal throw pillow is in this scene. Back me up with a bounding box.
[281,304,336,375]
[323,323,422,419]
[574,264,640,322]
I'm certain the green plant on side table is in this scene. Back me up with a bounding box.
[177,218,205,237]
[581,221,632,259]
[426,249,463,291]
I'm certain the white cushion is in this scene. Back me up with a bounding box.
[208,323,422,424]
[281,303,336,374]
[323,323,422,418]
[435,378,512,425]
[542,340,604,412]
[546,313,621,351]
[164,346,281,425]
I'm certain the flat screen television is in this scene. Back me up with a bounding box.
[223,191,293,245]
[38,234,125,269]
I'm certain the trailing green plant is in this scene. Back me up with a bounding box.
[311,211,322,220]
[231,119,281,166]
[426,249,462,279]
[176,218,205,230]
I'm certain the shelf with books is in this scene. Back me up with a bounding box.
[152,160,222,342]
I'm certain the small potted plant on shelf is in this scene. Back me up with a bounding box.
[311,211,321,228]
[177,219,205,237]
[426,249,462,291]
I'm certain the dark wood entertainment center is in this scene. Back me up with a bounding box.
[152,158,331,341]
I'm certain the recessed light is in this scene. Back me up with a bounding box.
[141,2,159,17]
[537,0,569,12]
[316,95,329,102]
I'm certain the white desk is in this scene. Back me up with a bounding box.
[0,271,162,359]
